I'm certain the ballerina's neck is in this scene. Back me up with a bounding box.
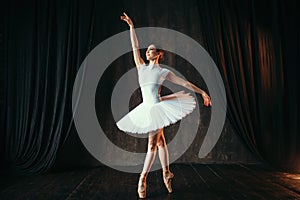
[148,63,160,68]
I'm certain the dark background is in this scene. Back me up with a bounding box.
[0,0,299,175]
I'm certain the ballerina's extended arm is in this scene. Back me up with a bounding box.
[165,71,212,107]
[120,13,145,69]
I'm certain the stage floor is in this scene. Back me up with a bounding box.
[1,163,300,200]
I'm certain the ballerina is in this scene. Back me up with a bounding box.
[118,13,212,199]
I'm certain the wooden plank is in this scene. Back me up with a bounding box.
[65,167,133,199]
[170,164,219,200]
[210,164,300,200]
[206,164,270,200]
[0,169,90,200]
[240,163,300,195]
[192,163,259,200]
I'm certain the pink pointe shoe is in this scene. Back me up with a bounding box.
[163,171,174,193]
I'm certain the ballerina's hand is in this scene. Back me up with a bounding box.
[120,12,134,27]
[202,94,212,107]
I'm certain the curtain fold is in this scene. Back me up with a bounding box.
[197,0,299,171]
[3,0,97,174]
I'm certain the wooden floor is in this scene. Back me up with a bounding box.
[1,163,300,200]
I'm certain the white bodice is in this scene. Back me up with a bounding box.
[138,64,170,104]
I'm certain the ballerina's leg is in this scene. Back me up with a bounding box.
[138,130,160,198]
[141,130,159,175]
[157,128,174,193]
[157,129,170,172]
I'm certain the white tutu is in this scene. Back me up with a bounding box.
[116,91,196,133]
[116,64,196,134]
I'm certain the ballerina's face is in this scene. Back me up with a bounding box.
[146,44,159,61]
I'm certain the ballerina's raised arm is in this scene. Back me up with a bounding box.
[120,13,145,69]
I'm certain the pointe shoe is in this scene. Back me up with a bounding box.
[138,173,147,199]
[163,171,174,193]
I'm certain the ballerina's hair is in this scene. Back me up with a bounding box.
[156,46,165,62]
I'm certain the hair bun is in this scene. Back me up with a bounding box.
[158,50,165,61]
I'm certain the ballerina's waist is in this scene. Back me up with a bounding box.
[140,85,160,104]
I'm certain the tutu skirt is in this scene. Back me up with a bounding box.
[116,91,196,134]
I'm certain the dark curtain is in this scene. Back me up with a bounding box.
[197,0,299,171]
[0,0,121,174]
[1,0,299,174]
